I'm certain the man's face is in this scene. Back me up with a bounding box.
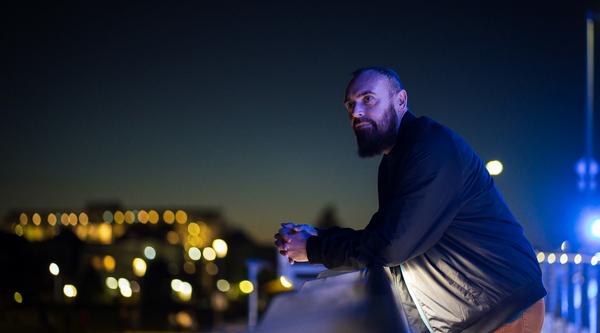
[344,72,399,158]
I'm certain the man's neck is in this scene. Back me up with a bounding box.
[383,109,407,155]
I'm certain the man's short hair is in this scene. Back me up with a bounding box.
[351,67,404,92]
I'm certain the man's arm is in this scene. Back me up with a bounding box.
[306,137,464,269]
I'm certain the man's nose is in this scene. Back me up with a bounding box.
[351,104,365,119]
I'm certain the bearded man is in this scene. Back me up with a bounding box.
[274,67,546,332]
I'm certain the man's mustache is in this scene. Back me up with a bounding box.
[353,117,377,130]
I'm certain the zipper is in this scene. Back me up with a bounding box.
[400,264,434,333]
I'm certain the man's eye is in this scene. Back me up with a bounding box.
[364,96,374,104]
[346,101,355,110]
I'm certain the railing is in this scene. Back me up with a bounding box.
[539,251,600,333]
[257,251,595,333]
[254,266,411,333]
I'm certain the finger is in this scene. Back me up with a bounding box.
[275,240,288,250]
[279,233,292,243]
[281,222,296,228]
[279,250,288,256]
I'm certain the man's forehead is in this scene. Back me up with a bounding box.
[345,72,390,98]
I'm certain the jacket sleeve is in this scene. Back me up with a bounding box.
[307,137,464,269]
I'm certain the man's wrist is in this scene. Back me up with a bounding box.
[306,236,324,264]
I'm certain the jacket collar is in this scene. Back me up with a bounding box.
[386,111,416,158]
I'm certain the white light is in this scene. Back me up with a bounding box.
[106,277,118,290]
[132,258,147,277]
[574,254,583,264]
[203,247,216,261]
[120,287,132,298]
[560,253,568,264]
[216,279,230,292]
[547,253,556,264]
[180,282,192,295]
[212,239,228,258]
[536,252,545,263]
[593,256,599,266]
[486,160,504,176]
[49,263,60,276]
[280,276,293,288]
[144,246,156,260]
[592,219,600,238]
[178,282,192,301]
[188,247,202,261]
[589,279,598,298]
[560,241,569,251]
[171,279,182,292]
[118,278,130,290]
[63,284,77,298]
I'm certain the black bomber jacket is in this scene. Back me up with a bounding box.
[306,111,546,332]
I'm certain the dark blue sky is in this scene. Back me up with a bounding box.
[4,0,596,246]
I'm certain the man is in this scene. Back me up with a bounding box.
[274,67,546,332]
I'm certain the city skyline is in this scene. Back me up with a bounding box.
[5,0,597,247]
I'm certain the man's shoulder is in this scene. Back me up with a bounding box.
[405,115,462,152]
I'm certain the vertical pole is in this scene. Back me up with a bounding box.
[574,263,583,331]
[586,13,595,164]
[246,260,268,330]
[588,264,598,333]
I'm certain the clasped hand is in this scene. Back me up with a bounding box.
[274,222,318,264]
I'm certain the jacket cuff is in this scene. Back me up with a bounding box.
[306,236,324,264]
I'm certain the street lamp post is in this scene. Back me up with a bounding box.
[576,11,599,194]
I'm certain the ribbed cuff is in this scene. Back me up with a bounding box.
[306,236,324,264]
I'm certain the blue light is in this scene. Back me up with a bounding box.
[592,219,600,238]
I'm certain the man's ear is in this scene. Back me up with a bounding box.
[395,89,408,111]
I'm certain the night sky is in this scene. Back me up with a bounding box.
[4,1,598,246]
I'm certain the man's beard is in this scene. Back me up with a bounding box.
[353,105,399,158]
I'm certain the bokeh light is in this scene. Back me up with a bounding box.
[239,280,254,294]
[137,210,149,224]
[188,247,202,261]
[203,247,216,261]
[68,213,78,226]
[132,258,147,277]
[114,211,124,224]
[78,213,88,226]
[166,231,179,245]
[485,160,504,176]
[163,210,175,224]
[103,210,114,223]
[148,210,159,224]
[49,263,60,276]
[103,255,116,272]
[124,211,135,224]
[280,276,293,288]
[144,246,156,260]
[205,262,218,275]
[106,277,118,289]
[32,213,41,226]
[536,252,545,263]
[188,222,200,236]
[14,292,23,304]
[63,284,77,298]
[19,213,27,225]
[175,210,188,224]
[212,239,228,258]
[47,213,57,226]
[216,279,230,292]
